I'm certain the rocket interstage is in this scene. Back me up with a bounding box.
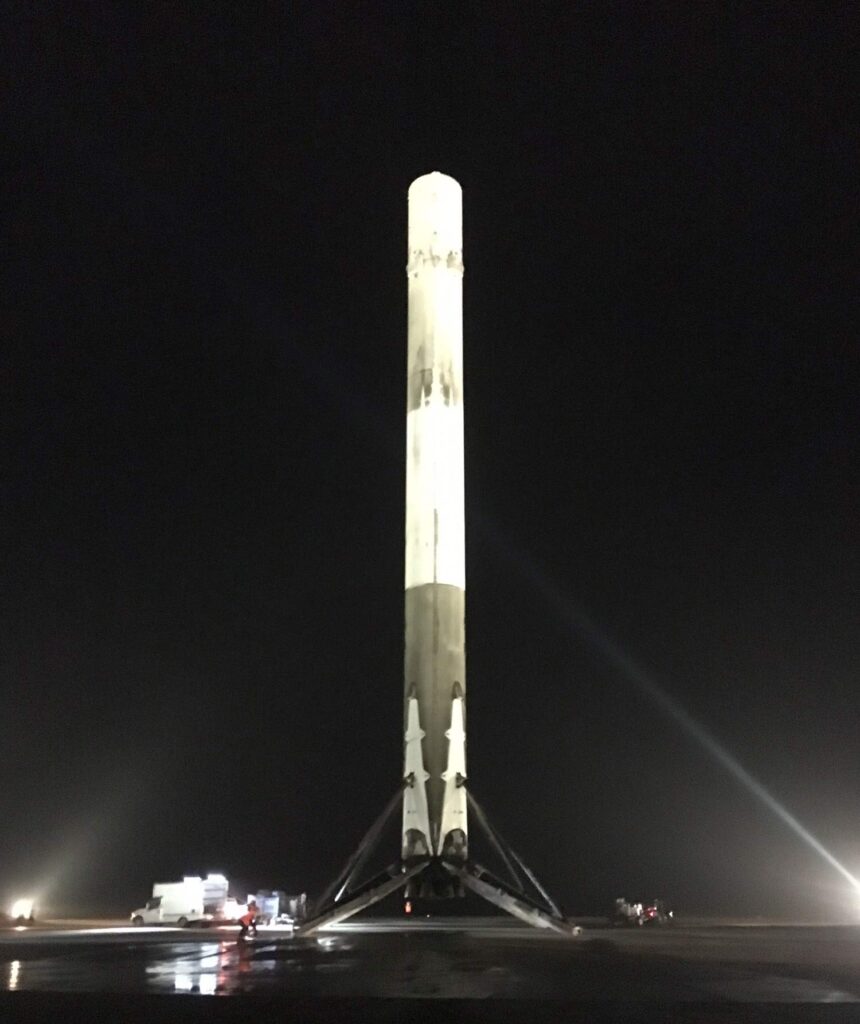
[402,172,468,865]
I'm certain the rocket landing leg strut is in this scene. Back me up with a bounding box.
[299,794,575,936]
[299,699,575,936]
[297,861,429,936]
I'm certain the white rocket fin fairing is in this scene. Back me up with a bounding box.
[439,692,468,859]
[402,695,432,858]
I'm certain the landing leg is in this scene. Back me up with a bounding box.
[448,863,579,935]
[297,861,429,936]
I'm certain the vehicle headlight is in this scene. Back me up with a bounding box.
[11,898,34,919]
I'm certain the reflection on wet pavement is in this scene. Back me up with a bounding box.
[2,921,860,1002]
[146,941,232,995]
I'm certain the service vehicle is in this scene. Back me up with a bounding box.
[130,874,239,927]
[611,897,674,927]
[246,890,306,925]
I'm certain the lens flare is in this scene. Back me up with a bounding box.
[498,536,860,892]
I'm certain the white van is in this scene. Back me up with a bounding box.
[130,874,231,927]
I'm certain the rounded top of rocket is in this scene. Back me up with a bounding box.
[408,172,462,256]
[408,171,462,198]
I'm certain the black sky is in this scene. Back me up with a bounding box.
[2,3,857,917]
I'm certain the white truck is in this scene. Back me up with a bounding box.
[130,874,240,927]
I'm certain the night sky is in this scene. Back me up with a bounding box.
[3,4,856,919]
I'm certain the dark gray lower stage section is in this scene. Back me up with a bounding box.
[404,582,465,838]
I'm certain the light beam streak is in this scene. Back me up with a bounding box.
[495,535,860,891]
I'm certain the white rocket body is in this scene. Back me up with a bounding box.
[402,173,468,864]
[298,175,573,935]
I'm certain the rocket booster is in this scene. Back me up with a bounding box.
[402,173,468,863]
[298,174,572,936]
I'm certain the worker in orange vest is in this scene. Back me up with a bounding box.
[238,899,258,938]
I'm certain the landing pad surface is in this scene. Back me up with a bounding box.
[3,917,860,1020]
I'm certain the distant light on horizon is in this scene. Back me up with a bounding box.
[10,898,34,920]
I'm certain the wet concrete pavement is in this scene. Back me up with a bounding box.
[3,917,860,1006]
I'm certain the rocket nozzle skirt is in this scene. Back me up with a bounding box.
[402,173,467,863]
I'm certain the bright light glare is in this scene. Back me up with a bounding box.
[11,899,33,919]
[502,540,860,893]
[70,927,164,935]
[199,974,217,996]
[223,898,244,920]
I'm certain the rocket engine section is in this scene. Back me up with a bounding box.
[402,172,468,876]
